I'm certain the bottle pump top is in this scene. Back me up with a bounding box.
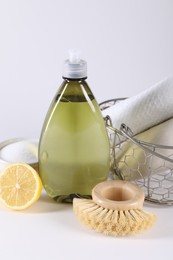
[63,50,87,79]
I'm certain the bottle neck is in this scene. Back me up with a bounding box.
[57,77,94,103]
[62,77,87,81]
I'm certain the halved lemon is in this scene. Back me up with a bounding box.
[0,163,42,210]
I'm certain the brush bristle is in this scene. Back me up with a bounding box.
[73,199,156,236]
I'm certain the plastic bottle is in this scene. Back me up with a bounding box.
[38,50,110,202]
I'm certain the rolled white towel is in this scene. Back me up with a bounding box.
[102,77,173,135]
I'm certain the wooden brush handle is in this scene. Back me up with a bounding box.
[92,180,145,210]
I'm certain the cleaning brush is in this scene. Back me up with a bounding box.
[73,180,156,236]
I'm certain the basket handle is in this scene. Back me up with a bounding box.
[105,116,173,164]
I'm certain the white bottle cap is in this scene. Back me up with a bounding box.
[63,50,87,79]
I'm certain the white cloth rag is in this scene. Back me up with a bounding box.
[102,77,173,135]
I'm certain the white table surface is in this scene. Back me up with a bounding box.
[0,190,173,260]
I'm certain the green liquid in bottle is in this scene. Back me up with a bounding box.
[39,53,110,202]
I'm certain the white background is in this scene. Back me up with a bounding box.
[0,1,173,260]
[0,0,173,140]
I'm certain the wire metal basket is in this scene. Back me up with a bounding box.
[100,99,173,205]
